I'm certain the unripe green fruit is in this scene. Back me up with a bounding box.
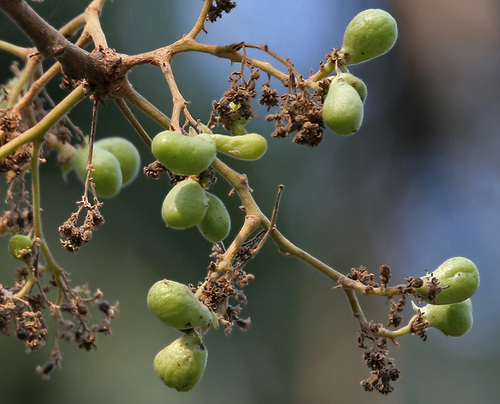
[322,76,364,135]
[147,279,216,330]
[340,9,398,65]
[418,299,473,337]
[197,192,231,242]
[161,178,209,229]
[154,330,208,392]
[152,130,217,175]
[72,145,123,198]
[417,257,480,305]
[94,137,140,186]
[9,234,33,260]
[337,73,367,103]
[210,133,267,160]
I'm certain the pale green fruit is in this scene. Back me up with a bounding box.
[417,257,480,305]
[340,9,398,65]
[197,192,231,242]
[154,331,208,392]
[95,137,140,186]
[72,145,123,198]
[210,133,267,160]
[322,76,364,135]
[147,279,216,330]
[418,299,473,337]
[152,130,217,175]
[338,73,367,103]
[161,178,209,229]
[9,234,32,260]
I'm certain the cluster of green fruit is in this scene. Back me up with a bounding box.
[147,279,217,391]
[414,257,480,336]
[71,137,141,198]
[151,129,267,242]
[322,9,398,135]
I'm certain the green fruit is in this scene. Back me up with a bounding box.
[152,130,217,175]
[161,178,209,229]
[147,279,216,330]
[322,76,364,135]
[210,133,267,160]
[197,192,231,242]
[418,299,473,337]
[9,234,33,260]
[417,257,480,305]
[340,9,398,65]
[337,73,367,103]
[72,145,123,198]
[95,137,140,186]
[154,330,208,392]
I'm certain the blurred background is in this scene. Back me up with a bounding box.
[1,0,499,403]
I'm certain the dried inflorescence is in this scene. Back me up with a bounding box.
[59,202,104,252]
[207,0,237,22]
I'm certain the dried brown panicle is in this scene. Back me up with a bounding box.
[207,0,237,22]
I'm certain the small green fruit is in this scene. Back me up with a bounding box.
[154,330,208,392]
[210,133,267,160]
[95,137,140,186]
[161,178,209,229]
[417,257,480,305]
[152,130,217,175]
[337,73,367,103]
[147,280,216,330]
[197,192,231,242]
[322,76,364,135]
[72,145,123,198]
[9,234,33,260]
[418,299,473,337]
[340,9,398,65]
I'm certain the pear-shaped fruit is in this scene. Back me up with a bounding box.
[210,133,267,160]
[197,192,231,242]
[338,73,367,103]
[323,76,364,135]
[418,299,473,337]
[154,330,208,392]
[161,178,209,229]
[72,145,123,198]
[340,9,398,65]
[95,137,140,186]
[147,279,216,330]
[417,257,479,305]
[152,130,217,175]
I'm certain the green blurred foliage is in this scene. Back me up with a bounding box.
[1,0,499,403]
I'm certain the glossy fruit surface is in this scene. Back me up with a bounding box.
[419,299,473,337]
[161,179,208,229]
[323,76,364,135]
[147,279,216,330]
[197,192,231,242]
[152,130,217,175]
[340,9,398,65]
[210,133,267,160]
[9,234,32,260]
[417,257,480,305]
[154,330,208,392]
[95,137,140,186]
[72,145,123,198]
